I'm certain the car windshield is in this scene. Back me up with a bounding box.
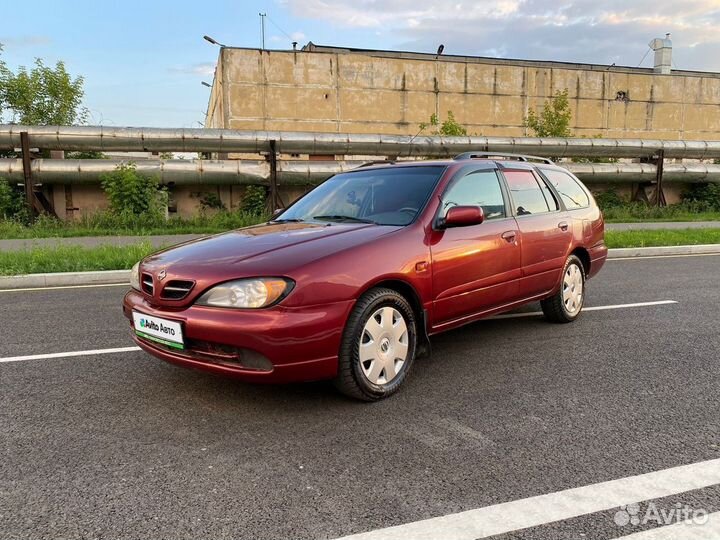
[274,166,446,226]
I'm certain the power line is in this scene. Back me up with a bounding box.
[636,46,652,67]
[266,14,295,44]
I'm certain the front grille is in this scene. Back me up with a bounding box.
[141,273,154,295]
[161,280,195,300]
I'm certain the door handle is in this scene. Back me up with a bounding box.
[501,230,517,243]
[558,221,569,231]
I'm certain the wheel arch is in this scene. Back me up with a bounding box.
[356,278,431,357]
[570,246,591,276]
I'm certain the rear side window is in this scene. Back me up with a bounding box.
[540,169,590,209]
[503,170,557,215]
[441,170,506,220]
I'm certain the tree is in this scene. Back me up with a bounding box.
[419,110,468,136]
[0,55,88,125]
[524,90,572,138]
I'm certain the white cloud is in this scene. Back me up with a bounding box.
[0,35,51,48]
[169,63,216,76]
[284,0,720,71]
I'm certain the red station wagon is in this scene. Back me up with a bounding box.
[123,153,607,400]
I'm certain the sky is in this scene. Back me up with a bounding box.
[2,0,720,127]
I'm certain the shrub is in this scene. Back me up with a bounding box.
[0,178,26,220]
[682,183,720,211]
[196,191,226,211]
[524,90,572,138]
[593,189,626,209]
[419,111,468,136]
[99,163,167,221]
[241,185,268,215]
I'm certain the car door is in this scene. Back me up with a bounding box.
[501,168,572,297]
[429,168,522,326]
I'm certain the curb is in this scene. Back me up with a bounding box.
[607,243,720,258]
[0,270,130,290]
[1,244,719,290]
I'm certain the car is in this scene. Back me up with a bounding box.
[123,152,607,401]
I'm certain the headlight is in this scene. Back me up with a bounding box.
[130,262,141,291]
[196,278,294,309]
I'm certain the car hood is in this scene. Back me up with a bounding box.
[140,222,399,300]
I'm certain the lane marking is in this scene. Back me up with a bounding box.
[491,300,677,320]
[0,346,141,363]
[0,282,128,293]
[335,458,720,540]
[611,510,720,539]
[1,301,677,362]
[609,253,720,261]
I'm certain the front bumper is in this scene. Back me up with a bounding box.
[123,290,354,383]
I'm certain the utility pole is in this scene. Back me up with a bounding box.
[259,13,266,50]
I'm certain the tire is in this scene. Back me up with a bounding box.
[334,287,417,401]
[541,255,586,324]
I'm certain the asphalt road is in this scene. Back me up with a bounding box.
[1,254,719,540]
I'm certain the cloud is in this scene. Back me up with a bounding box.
[284,0,720,71]
[0,35,51,48]
[169,62,216,76]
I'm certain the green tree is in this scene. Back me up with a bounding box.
[0,55,87,125]
[524,90,572,138]
[419,110,468,136]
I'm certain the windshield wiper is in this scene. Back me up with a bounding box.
[269,218,304,223]
[312,215,377,224]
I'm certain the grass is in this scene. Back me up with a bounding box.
[1,229,719,276]
[0,211,268,240]
[605,228,720,248]
[603,208,720,223]
[0,242,159,276]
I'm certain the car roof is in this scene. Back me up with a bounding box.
[353,157,572,173]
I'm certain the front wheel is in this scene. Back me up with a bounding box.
[334,288,417,401]
[541,255,586,323]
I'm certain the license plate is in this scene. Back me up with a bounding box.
[132,311,184,349]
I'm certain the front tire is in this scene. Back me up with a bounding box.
[541,255,586,323]
[334,288,417,401]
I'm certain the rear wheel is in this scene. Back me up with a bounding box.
[541,255,585,323]
[334,288,417,401]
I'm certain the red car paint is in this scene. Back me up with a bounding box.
[123,158,607,383]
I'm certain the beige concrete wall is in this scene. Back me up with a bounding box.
[210,48,720,140]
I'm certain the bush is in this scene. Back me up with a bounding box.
[0,178,26,220]
[682,183,720,211]
[241,185,268,215]
[99,163,167,221]
[593,189,626,209]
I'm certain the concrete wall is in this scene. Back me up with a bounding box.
[210,47,720,140]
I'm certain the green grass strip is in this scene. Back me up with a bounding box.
[0,230,719,276]
[605,228,720,248]
[0,242,158,276]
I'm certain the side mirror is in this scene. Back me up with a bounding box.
[270,208,283,219]
[442,205,485,228]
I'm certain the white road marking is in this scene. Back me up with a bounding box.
[334,458,720,540]
[0,346,141,363]
[611,511,720,539]
[492,300,677,320]
[0,282,128,293]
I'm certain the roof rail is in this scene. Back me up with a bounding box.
[357,160,396,168]
[453,152,554,165]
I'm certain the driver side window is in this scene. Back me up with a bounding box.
[441,170,506,220]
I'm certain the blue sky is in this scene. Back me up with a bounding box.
[2,0,719,127]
